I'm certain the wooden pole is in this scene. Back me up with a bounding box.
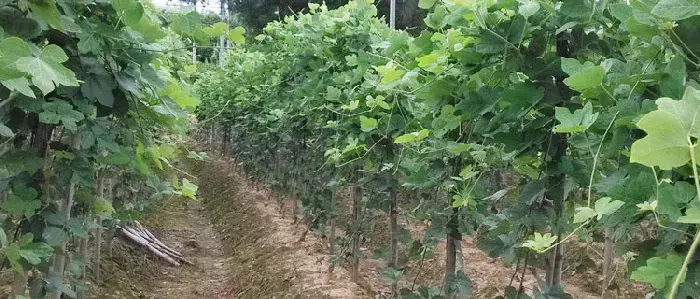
[192,0,197,64]
[219,0,226,67]
[389,0,396,29]
[50,133,81,299]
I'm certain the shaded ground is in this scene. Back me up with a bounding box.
[141,198,230,298]
[86,196,230,299]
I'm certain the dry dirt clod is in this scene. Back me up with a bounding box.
[184,239,199,249]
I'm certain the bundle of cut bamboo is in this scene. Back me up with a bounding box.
[118,221,193,266]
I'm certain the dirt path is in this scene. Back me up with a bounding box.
[142,199,230,299]
[188,157,370,298]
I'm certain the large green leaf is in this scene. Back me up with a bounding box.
[181,178,197,200]
[42,226,68,247]
[203,22,228,37]
[657,181,695,220]
[0,37,30,81]
[82,74,116,107]
[518,0,540,19]
[677,205,700,224]
[0,187,40,218]
[630,87,700,169]
[651,0,700,20]
[631,254,685,288]
[594,197,625,219]
[19,242,53,265]
[418,0,436,9]
[561,58,606,92]
[359,115,378,132]
[1,77,34,97]
[113,0,144,26]
[28,0,64,31]
[16,44,79,95]
[659,56,687,100]
[171,11,201,37]
[39,99,85,131]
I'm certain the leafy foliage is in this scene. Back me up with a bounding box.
[0,0,211,296]
[194,0,700,297]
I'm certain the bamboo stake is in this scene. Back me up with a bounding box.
[50,132,81,299]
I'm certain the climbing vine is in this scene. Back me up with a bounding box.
[0,0,244,298]
[195,0,700,298]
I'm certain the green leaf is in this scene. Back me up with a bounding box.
[1,77,35,98]
[171,11,201,37]
[0,37,30,81]
[631,87,700,169]
[19,242,53,265]
[377,63,404,84]
[181,178,197,200]
[677,205,700,224]
[561,58,606,91]
[359,116,378,133]
[610,3,633,21]
[16,44,79,95]
[651,0,700,20]
[624,17,659,41]
[203,22,227,37]
[518,0,540,18]
[81,74,116,107]
[395,129,429,144]
[39,100,85,131]
[104,151,130,165]
[42,227,68,247]
[594,197,625,219]
[446,142,470,154]
[0,7,42,40]
[65,218,88,238]
[631,254,685,288]
[28,0,64,31]
[46,270,76,298]
[162,81,199,109]
[417,50,448,73]
[365,95,391,110]
[227,26,246,44]
[573,207,596,223]
[660,56,686,100]
[341,100,359,111]
[418,0,436,9]
[554,102,599,133]
[4,243,24,274]
[663,87,700,138]
[1,186,40,218]
[113,0,144,26]
[657,181,695,220]
[130,17,166,42]
[521,232,557,253]
[0,123,13,137]
[630,111,689,169]
[431,105,461,138]
[94,199,115,218]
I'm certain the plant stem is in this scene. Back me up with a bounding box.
[587,112,618,207]
[668,141,700,298]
